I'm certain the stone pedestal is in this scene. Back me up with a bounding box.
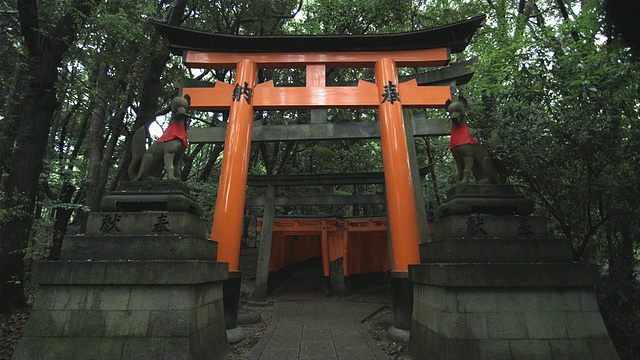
[14,182,230,360]
[408,184,619,360]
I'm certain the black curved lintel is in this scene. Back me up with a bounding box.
[151,15,485,55]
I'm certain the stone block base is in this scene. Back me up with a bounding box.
[408,273,619,360]
[14,282,229,360]
[14,261,229,360]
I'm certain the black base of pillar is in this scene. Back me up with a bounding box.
[323,276,332,297]
[223,271,242,330]
[390,274,413,330]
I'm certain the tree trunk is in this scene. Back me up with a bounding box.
[83,63,110,213]
[0,0,98,313]
[0,60,59,312]
[0,59,24,178]
[181,144,204,181]
[198,144,224,182]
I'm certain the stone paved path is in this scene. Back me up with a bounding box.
[250,299,388,360]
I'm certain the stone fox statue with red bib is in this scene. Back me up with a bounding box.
[128,96,190,181]
[445,96,506,185]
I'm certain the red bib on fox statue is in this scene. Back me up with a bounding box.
[157,122,189,148]
[449,124,478,150]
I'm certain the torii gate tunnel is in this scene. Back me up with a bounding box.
[152,16,485,279]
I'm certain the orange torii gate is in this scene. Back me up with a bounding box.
[255,217,390,296]
[152,14,485,333]
[190,55,444,276]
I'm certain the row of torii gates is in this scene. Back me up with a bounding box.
[152,14,485,321]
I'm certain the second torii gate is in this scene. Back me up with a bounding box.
[152,14,485,334]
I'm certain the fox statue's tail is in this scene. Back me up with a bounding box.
[128,127,147,181]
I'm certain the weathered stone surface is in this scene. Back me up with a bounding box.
[33,260,228,285]
[436,184,535,217]
[100,193,202,215]
[437,196,534,217]
[410,263,599,287]
[117,180,193,194]
[430,215,549,240]
[15,283,229,360]
[420,237,574,263]
[409,283,620,360]
[100,181,202,215]
[60,235,218,261]
[86,212,207,237]
[508,339,553,359]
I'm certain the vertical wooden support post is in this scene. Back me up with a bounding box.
[252,183,276,303]
[308,65,328,125]
[321,218,331,297]
[403,109,430,244]
[374,58,421,273]
[211,59,258,271]
[321,219,330,277]
[376,58,419,336]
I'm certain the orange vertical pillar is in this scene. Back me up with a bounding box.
[211,59,258,272]
[374,58,421,275]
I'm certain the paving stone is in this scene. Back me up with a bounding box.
[252,300,386,360]
[259,347,300,360]
[299,340,336,357]
[331,331,366,347]
[303,325,333,340]
[335,346,376,360]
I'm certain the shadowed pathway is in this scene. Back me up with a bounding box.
[250,264,390,359]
